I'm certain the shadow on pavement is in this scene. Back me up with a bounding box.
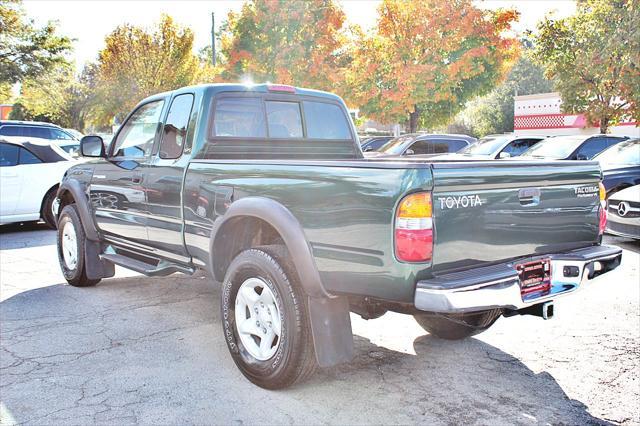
[0,223,56,250]
[0,275,609,425]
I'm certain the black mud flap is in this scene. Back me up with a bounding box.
[84,239,115,280]
[308,296,354,367]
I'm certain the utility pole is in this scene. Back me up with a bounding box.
[211,12,216,66]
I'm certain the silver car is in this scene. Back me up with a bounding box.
[607,185,640,239]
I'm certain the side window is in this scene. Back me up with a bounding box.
[0,126,24,137]
[50,129,74,140]
[406,140,432,155]
[213,97,266,138]
[18,147,42,164]
[112,100,164,158]
[503,139,539,156]
[265,101,303,138]
[159,94,194,159]
[0,143,19,166]
[26,127,52,139]
[576,137,609,159]
[446,140,468,152]
[303,101,351,140]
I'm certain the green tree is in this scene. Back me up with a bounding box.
[17,63,97,130]
[533,0,639,133]
[0,0,71,85]
[455,54,553,136]
[93,14,199,126]
[219,0,348,92]
[347,0,519,133]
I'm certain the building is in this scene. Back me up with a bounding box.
[0,104,13,120]
[514,92,639,137]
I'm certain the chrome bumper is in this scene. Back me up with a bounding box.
[414,245,622,313]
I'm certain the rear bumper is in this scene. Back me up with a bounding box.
[414,245,622,313]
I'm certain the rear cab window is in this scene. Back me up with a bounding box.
[204,91,356,160]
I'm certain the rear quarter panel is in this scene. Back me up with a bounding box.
[183,161,433,302]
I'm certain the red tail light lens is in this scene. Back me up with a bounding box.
[395,192,433,262]
[267,84,296,93]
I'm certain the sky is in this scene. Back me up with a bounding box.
[22,0,577,72]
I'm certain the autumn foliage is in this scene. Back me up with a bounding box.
[219,0,348,92]
[347,0,519,132]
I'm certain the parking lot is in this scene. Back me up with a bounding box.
[0,223,638,425]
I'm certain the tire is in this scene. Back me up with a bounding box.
[41,187,58,229]
[221,247,317,389]
[56,204,100,287]
[414,309,502,340]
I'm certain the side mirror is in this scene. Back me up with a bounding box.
[498,152,511,159]
[576,154,589,161]
[404,148,415,156]
[80,135,105,158]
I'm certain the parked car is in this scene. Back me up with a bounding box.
[0,136,75,227]
[369,133,476,157]
[519,134,629,161]
[606,185,640,239]
[593,139,640,197]
[55,83,620,389]
[0,120,81,157]
[429,134,546,160]
[64,128,84,140]
[360,136,394,152]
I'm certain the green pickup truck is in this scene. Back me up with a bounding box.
[56,83,622,389]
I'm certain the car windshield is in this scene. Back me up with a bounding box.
[594,139,640,168]
[459,136,511,155]
[520,135,586,159]
[377,135,416,155]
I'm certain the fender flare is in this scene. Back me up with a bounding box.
[209,196,354,367]
[209,196,330,299]
[57,179,100,242]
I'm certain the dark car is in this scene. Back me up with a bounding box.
[360,136,394,152]
[593,138,640,197]
[519,134,629,161]
[369,133,476,157]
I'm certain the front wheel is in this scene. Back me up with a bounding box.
[57,205,100,287]
[221,247,317,389]
[414,309,502,340]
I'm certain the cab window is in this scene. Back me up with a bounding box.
[112,100,164,158]
[303,101,351,140]
[266,101,303,138]
[159,94,194,159]
[213,97,266,138]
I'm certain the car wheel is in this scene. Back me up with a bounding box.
[57,204,100,287]
[221,247,317,389]
[41,187,58,229]
[413,309,502,340]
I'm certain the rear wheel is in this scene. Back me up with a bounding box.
[221,247,317,389]
[414,309,502,340]
[57,204,100,287]
[41,188,58,229]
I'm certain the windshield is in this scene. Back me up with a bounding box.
[520,135,586,159]
[459,136,510,155]
[594,139,640,168]
[378,135,416,155]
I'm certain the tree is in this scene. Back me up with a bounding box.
[347,0,519,132]
[533,0,639,133]
[17,63,98,130]
[0,0,71,85]
[454,53,553,136]
[93,14,200,126]
[219,0,348,92]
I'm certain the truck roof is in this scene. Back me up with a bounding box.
[139,83,343,105]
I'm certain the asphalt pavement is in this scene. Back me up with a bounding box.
[1,222,638,425]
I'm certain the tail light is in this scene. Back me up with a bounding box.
[395,192,433,262]
[598,182,607,235]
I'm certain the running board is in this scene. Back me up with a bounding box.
[99,253,195,277]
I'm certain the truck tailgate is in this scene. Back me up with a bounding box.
[430,160,602,272]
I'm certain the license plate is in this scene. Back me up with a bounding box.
[516,258,551,299]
